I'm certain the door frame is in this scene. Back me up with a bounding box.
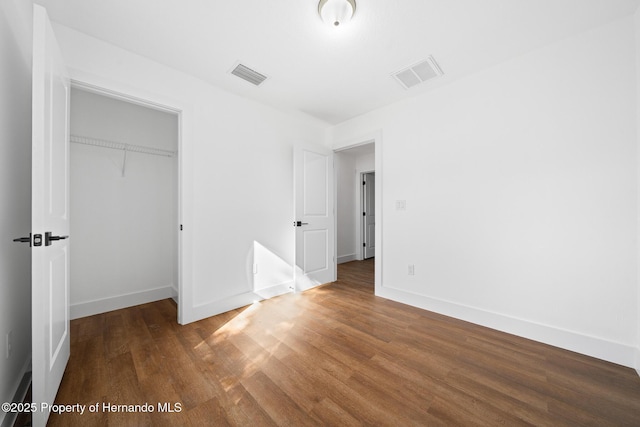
[333,131,382,293]
[68,79,185,322]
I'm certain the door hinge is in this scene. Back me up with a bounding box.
[363,212,366,216]
[363,181,366,185]
[180,224,183,231]
[363,242,366,247]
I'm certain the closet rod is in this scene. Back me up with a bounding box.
[69,134,176,157]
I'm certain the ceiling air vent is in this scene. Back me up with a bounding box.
[230,63,268,86]
[392,56,443,90]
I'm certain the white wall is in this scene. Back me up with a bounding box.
[356,152,375,173]
[635,6,640,375]
[0,0,32,423]
[50,24,329,323]
[333,16,638,367]
[69,88,178,318]
[335,151,357,263]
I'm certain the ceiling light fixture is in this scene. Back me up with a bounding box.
[318,0,356,27]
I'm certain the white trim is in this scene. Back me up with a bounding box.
[171,284,179,304]
[378,285,636,368]
[295,279,326,293]
[186,289,288,324]
[70,79,181,115]
[635,347,640,376]
[373,134,382,294]
[337,254,358,264]
[70,286,176,319]
[254,282,294,299]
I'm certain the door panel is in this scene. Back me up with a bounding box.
[303,150,329,216]
[294,145,335,290]
[32,5,70,426]
[303,229,328,273]
[50,75,69,217]
[50,250,68,359]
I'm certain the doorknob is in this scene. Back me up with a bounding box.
[45,231,69,246]
[12,233,43,247]
[294,221,309,227]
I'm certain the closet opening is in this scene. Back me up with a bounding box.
[69,86,180,321]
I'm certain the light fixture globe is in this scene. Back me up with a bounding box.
[318,0,356,27]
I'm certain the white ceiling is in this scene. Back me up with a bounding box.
[34,0,640,125]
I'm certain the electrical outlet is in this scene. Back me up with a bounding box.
[408,265,415,276]
[6,331,12,359]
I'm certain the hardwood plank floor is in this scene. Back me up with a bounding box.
[47,259,640,426]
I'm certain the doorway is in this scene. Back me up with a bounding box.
[335,142,376,281]
[68,87,180,320]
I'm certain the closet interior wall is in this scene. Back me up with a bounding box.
[69,88,179,319]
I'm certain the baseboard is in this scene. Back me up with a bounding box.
[635,347,640,377]
[337,254,358,264]
[254,281,294,299]
[183,292,264,324]
[377,285,636,369]
[171,285,179,304]
[296,278,327,293]
[70,286,176,319]
[0,359,31,427]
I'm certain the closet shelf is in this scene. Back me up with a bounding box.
[69,134,176,157]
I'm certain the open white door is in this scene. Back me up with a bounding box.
[294,144,335,291]
[31,5,70,426]
[363,172,375,259]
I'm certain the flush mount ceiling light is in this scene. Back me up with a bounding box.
[318,0,356,27]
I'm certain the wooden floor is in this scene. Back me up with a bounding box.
[48,259,640,426]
